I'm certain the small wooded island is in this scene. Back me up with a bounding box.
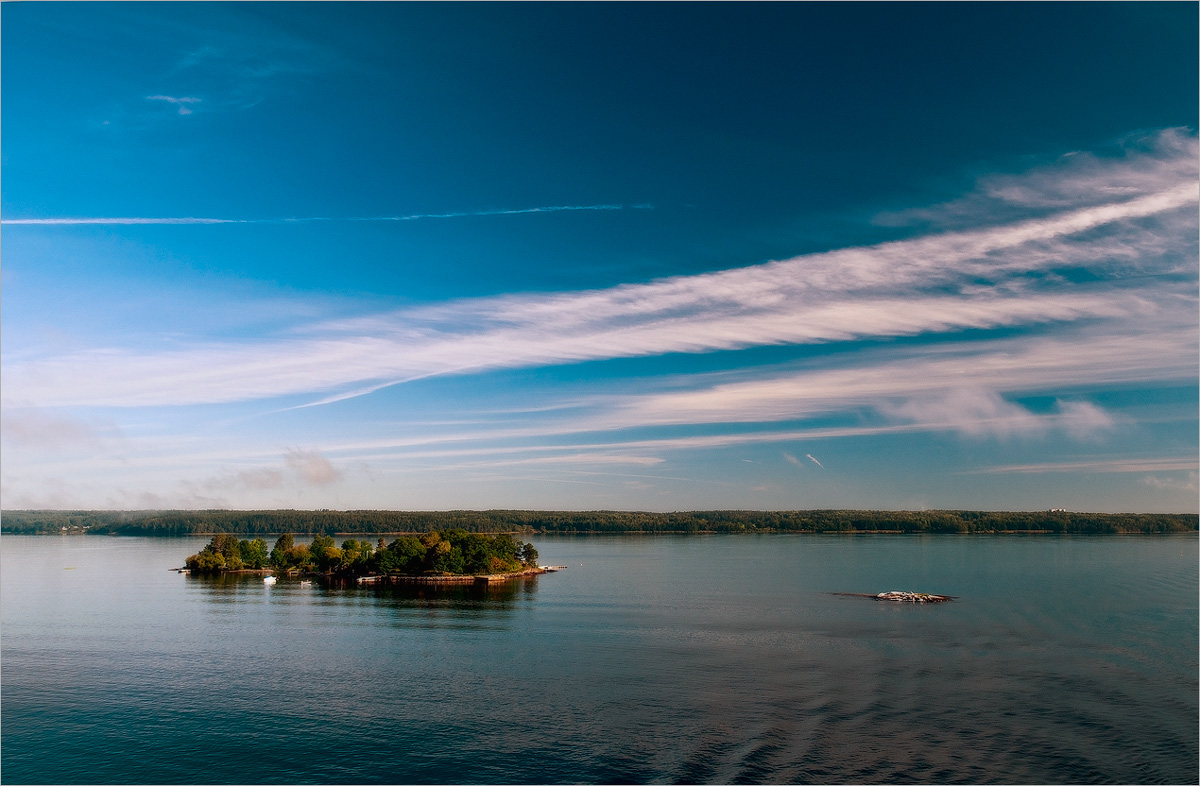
[184,530,540,584]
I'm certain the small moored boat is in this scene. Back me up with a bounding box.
[832,590,955,603]
[874,590,951,603]
[263,575,277,585]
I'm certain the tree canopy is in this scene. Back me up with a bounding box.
[185,534,269,573]
[184,530,538,577]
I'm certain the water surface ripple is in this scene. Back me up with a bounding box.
[2,534,1195,784]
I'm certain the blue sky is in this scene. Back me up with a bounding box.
[2,2,1197,513]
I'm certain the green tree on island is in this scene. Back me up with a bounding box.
[238,538,268,569]
[269,532,295,565]
[186,533,265,572]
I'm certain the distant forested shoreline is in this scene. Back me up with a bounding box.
[2,508,1195,535]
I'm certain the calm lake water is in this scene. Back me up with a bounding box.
[1,533,1196,784]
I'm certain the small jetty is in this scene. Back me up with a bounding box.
[833,591,955,603]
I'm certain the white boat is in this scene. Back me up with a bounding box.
[832,591,955,603]
[263,575,277,585]
[874,590,951,603]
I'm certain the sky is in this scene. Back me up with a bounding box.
[1,2,1197,513]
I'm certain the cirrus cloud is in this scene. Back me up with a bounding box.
[3,130,1195,413]
[146,95,201,115]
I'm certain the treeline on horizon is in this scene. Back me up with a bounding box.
[2,508,1196,535]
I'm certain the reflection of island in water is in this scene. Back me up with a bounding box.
[374,578,537,605]
[181,531,543,587]
[187,569,538,605]
[185,560,538,629]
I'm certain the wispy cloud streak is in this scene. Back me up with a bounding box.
[2,217,246,225]
[354,204,648,221]
[965,458,1199,475]
[877,128,1200,229]
[609,328,1192,436]
[146,95,202,115]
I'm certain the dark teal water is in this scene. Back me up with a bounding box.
[2,534,1196,784]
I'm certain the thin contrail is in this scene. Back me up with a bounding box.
[352,204,641,221]
[806,453,825,469]
[1,204,652,226]
[1,217,246,225]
